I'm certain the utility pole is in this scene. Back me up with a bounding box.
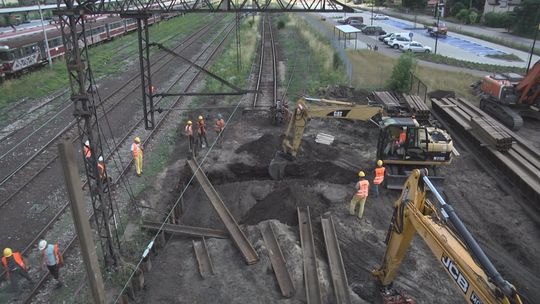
[37,0,52,67]
[434,3,440,55]
[527,7,540,73]
[58,140,106,304]
[371,0,374,26]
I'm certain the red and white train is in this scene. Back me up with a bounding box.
[0,13,175,79]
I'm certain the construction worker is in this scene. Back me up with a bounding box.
[2,248,33,292]
[372,160,385,197]
[197,115,209,148]
[185,120,194,153]
[97,156,111,193]
[39,240,63,288]
[131,137,143,176]
[214,113,225,146]
[350,171,370,219]
[83,140,92,159]
[392,127,407,155]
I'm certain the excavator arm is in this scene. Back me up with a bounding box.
[516,60,540,106]
[269,97,383,179]
[373,170,522,304]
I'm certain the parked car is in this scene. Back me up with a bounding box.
[399,41,432,53]
[371,14,389,20]
[378,33,392,42]
[362,26,386,35]
[388,36,412,49]
[349,20,366,30]
[337,16,364,25]
[384,32,411,44]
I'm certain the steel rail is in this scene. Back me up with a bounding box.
[193,237,215,278]
[19,20,237,303]
[298,206,323,304]
[321,216,351,304]
[0,16,223,208]
[251,14,277,108]
[142,221,229,239]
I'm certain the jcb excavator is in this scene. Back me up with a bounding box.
[268,97,454,189]
[472,60,540,131]
[373,169,523,304]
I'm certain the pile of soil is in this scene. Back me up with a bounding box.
[235,133,283,163]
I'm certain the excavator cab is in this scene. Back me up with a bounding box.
[376,117,453,189]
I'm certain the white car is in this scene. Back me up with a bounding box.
[400,41,432,53]
[388,36,411,49]
[371,14,389,20]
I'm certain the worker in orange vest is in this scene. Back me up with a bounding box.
[372,160,385,197]
[97,156,112,193]
[350,171,370,219]
[197,115,209,148]
[2,248,33,292]
[392,127,407,155]
[185,120,195,154]
[39,240,64,288]
[131,137,143,176]
[214,113,225,147]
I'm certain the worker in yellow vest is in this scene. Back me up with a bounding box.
[2,248,33,292]
[185,120,194,154]
[350,171,370,219]
[131,137,143,176]
[372,160,385,197]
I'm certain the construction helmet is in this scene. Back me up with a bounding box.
[85,140,90,146]
[38,240,47,251]
[134,137,141,143]
[198,115,203,120]
[377,160,383,166]
[98,156,104,162]
[217,113,223,119]
[3,248,13,257]
[187,120,192,125]
[358,171,366,177]
[402,126,407,130]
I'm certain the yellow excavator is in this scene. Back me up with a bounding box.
[373,169,523,304]
[268,97,454,189]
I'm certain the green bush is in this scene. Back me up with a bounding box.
[483,12,511,28]
[469,11,479,24]
[387,53,415,93]
[450,2,466,16]
[277,20,285,29]
[456,9,471,24]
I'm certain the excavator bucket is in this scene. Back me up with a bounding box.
[269,152,289,180]
[385,173,445,190]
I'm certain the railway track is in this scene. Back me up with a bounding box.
[252,14,277,108]
[0,19,237,303]
[0,15,225,209]
[431,97,540,203]
[297,206,323,304]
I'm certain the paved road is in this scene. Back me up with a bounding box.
[322,11,539,68]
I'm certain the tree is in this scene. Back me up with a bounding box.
[387,53,415,93]
[402,0,426,9]
[513,0,540,36]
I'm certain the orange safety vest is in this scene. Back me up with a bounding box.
[185,124,193,136]
[215,119,225,132]
[398,131,406,145]
[98,162,105,178]
[84,146,92,158]
[131,143,142,157]
[356,179,370,197]
[374,167,385,185]
[2,252,27,277]
[41,244,63,267]
[197,119,206,135]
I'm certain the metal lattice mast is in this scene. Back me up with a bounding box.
[58,0,120,268]
[135,16,155,130]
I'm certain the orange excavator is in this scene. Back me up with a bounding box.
[472,60,540,131]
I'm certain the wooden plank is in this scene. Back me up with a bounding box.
[321,216,351,304]
[188,159,259,265]
[298,207,322,304]
[260,222,295,298]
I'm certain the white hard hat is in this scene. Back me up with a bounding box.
[98,156,104,162]
[85,140,90,146]
[38,240,47,250]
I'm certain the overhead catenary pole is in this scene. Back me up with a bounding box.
[434,3,440,55]
[58,140,106,304]
[527,7,540,73]
[37,0,52,67]
[371,0,374,25]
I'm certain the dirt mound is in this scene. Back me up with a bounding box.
[235,133,282,163]
[242,185,328,225]
[317,85,370,103]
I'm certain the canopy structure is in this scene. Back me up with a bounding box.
[334,24,361,49]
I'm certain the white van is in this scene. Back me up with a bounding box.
[383,32,411,45]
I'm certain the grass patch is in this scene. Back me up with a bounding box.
[276,14,348,99]
[0,14,212,108]
[414,52,527,74]
[485,53,524,62]
[348,50,479,100]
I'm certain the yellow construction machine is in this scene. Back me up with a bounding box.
[373,169,523,304]
[268,97,454,189]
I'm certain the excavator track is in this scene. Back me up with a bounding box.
[479,98,523,131]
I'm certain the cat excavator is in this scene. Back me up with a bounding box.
[268,97,454,189]
[373,169,523,304]
[472,60,540,131]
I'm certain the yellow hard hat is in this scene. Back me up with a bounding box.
[134,137,141,143]
[187,120,192,125]
[358,171,365,177]
[3,248,13,257]
[377,160,383,166]
[198,115,203,120]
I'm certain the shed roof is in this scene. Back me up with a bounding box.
[335,25,361,34]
